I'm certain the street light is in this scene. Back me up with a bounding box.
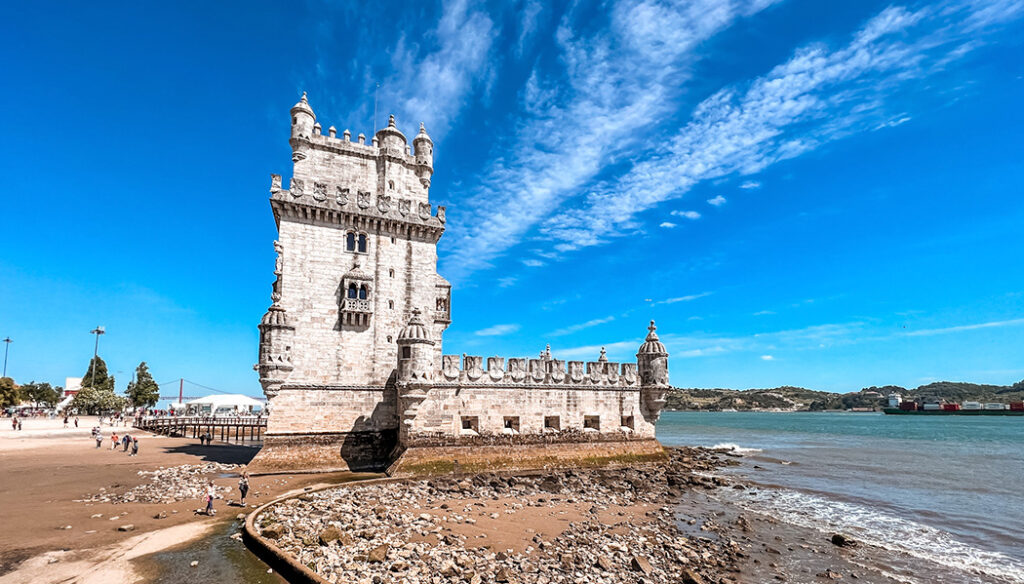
[2,337,11,378]
[90,327,105,388]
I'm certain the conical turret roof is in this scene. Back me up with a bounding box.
[637,320,667,355]
[290,91,315,118]
[398,308,433,343]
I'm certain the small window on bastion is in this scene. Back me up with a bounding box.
[584,415,601,431]
[621,415,635,430]
[460,416,479,434]
[544,416,560,431]
[387,335,393,343]
[346,232,356,251]
[401,346,411,359]
[503,416,520,434]
[389,269,395,278]
[388,300,394,309]
[357,233,367,253]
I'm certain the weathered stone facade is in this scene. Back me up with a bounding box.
[251,94,670,474]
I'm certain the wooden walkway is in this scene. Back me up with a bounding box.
[135,416,267,444]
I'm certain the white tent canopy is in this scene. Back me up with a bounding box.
[184,394,264,415]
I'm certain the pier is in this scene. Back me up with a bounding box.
[135,416,267,444]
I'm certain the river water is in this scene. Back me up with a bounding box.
[657,411,1024,583]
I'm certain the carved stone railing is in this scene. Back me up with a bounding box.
[270,174,445,226]
[438,355,640,387]
[341,299,371,312]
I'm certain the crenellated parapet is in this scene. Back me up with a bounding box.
[437,354,641,388]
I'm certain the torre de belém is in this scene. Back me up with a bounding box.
[249,93,671,474]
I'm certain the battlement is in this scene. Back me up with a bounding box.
[438,354,640,387]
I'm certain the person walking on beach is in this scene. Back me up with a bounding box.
[205,481,216,516]
[122,433,131,452]
[130,437,138,457]
[111,432,119,450]
[238,472,249,506]
[11,417,17,431]
[63,415,69,428]
[17,419,22,430]
[74,417,79,428]
[95,429,103,448]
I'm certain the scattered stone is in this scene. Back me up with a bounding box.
[630,555,653,575]
[190,561,199,567]
[319,526,342,546]
[817,569,843,580]
[682,568,707,584]
[367,543,389,563]
[117,524,135,532]
[830,534,855,548]
[154,511,168,519]
[261,524,284,539]
[75,463,240,504]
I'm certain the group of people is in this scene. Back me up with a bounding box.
[202,472,250,516]
[97,430,139,456]
[10,417,23,431]
[62,415,79,428]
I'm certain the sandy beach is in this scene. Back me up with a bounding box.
[0,417,367,583]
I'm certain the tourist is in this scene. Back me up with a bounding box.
[199,432,206,446]
[74,416,79,428]
[122,433,131,452]
[111,432,119,450]
[63,415,69,428]
[130,437,138,457]
[205,481,216,516]
[18,419,22,431]
[95,429,103,448]
[238,472,249,506]
[11,417,17,431]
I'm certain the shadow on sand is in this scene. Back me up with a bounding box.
[162,443,260,466]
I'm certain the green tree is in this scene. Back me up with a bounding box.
[81,356,115,392]
[125,362,160,409]
[20,381,62,407]
[0,377,21,408]
[70,385,126,415]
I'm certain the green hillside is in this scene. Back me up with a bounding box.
[664,379,1024,412]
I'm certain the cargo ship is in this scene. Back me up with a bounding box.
[883,394,1024,415]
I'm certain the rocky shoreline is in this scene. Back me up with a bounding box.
[254,447,743,584]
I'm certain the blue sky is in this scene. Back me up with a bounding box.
[2,0,1023,399]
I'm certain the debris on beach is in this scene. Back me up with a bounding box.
[74,462,240,504]
[256,448,738,584]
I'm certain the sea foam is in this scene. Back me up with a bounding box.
[710,442,763,455]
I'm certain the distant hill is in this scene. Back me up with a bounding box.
[664,380,1024,412]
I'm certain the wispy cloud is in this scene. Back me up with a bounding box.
[548,315,616,337]
[760,354,775,361]
[442,0,782,281]
[522,259,545,268]
[753,310,776,316]
[475,323,521,336]
[659,221,676,229]
[739,180,762,190]
[904,317,1024,337]
[497,276,517,288]
[651,291,713,305]
[671,210,701,219]
[707,195,728,206]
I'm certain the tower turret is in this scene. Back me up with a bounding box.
[396,308,436,444]
[290,92,316,162]
[637,320,670,423]
[375,114,407,152]
[413,122,434,188]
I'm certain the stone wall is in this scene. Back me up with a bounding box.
[267,387,397,435]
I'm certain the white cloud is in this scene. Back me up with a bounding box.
[441,0,782,281]
[903,317,1024,337]
[652,291,713,305]
[671,210,701,219]
[475,323,521,336]
[659,222,677,228]
[760,354,775,361]
[707,195,727,206]
[753,310,776,316]
[522,259,545,268]
[549,315,616,337]
[534,1,1021,254]
[497,276,518,288]
[739,180,762,190]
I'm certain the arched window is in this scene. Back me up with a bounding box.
[346,232,356,251]
[388,269,394,278]
[358,285,368,300]
[357,234,367,253]
[347,283,357,299]
[388,180,395,190]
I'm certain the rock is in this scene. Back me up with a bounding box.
[439,560,460,577]
[367,543,389,563]
[61,525,73,530]
[681,569,707,584]
[261,524,284,539]
[596,556,614,571]
[495,567,514,582]
[190,560,199,567]
[117,524,135,532]
[319,526,343,545]
[154,512,167,519]
[560,553,574,569]
[831,534,855,548]
[817,569,843,580]
[630,555,653,575]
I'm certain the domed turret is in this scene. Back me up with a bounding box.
[375,114,407,152]
[290,92,316,140]
[413,122,434,188]
[636,320,670,423]
[396,308,435,385]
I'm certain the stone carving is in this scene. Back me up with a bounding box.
[336,187,349,205]
[487,357,505,381]
[605,362,620,384]
[622,364,638,385]
[272,240,283,303]
[569,361,584,383]
[442,355,460,381]
[377,195,392,214]
[398,199,411,216]
[464,355,483,381]
[549,359,566,382]
[271,174,282,193]
[588,362,604,384]
[508,358,527,382]
[418,202,431,220]
[313,182,327,201]
[529,359,545,383]
[290,178,304,198]
[437,205,446,223]
[357,191,371,209]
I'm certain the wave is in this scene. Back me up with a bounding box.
[719,486,1024,584]
[710,442,763,455]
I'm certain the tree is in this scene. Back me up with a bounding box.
[20,381,62,407]
[70,385,126,415]
[81,356,115,392]
[126,362,160,409]
[0,377,21,409]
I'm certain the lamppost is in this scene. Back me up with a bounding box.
[89,327,105,388]
[2,337,11,378]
